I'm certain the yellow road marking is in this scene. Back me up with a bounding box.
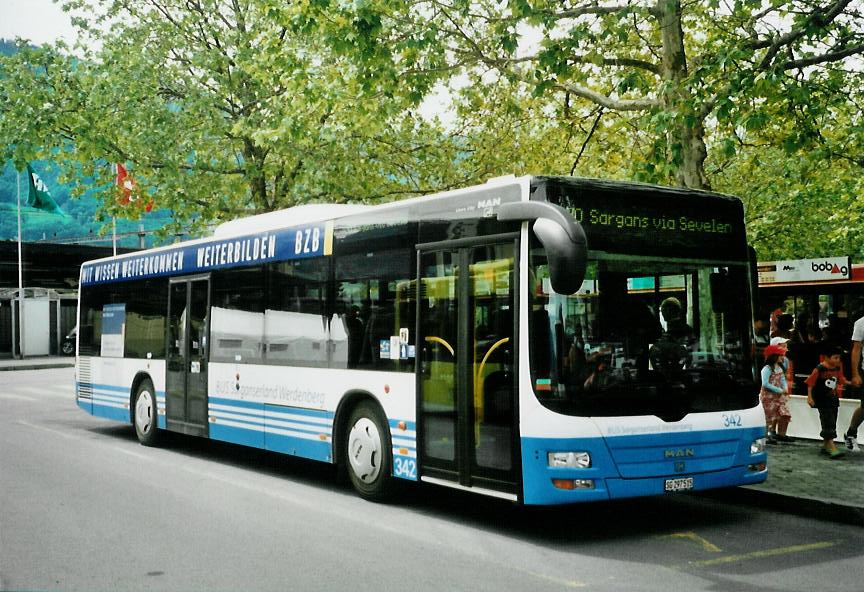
[660,532,722,553]
[689,541,836,567]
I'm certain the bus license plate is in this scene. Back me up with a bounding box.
[664,477,694,492]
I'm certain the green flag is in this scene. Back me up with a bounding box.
[25,164,65,215]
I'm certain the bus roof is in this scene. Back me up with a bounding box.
[80,174,743,275]
[533,176,742,205]
[212,204,373,238]
[79,175,531,270]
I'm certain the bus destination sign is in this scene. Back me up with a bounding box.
[540,179,746,259]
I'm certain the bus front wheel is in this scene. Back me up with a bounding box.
[133,380,160,447]
[344,400,393,501]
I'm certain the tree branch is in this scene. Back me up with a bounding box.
[530,4,635,20]
[570,108,604,175]
[553,81,658,111]
[749,0,854,70]
[784,43,864,70]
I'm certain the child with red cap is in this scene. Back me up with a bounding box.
[760,344,793,444]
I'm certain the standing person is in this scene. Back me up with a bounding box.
[753,316,770,361]
[771,313,795,341]
[843,314,864,452]
[805,346,848,459]
[771,336,795,395]
[760,344,792,444]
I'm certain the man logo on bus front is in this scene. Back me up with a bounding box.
[664,448,695,459]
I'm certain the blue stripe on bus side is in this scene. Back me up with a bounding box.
[91,401,130,423]
[78,382,165,430]
[209,422,264,448]
[207,399,335,462]
[208,402,333,435]
[388,419,417,468]
[264,403,332,462]
[265,429,331,462]
[208,396,337,418]
[208,396,266,411]
[78,387,412,469]
[77,382,167,397]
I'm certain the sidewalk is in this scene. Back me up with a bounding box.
[717,436,864,526]
[0,356,75,371]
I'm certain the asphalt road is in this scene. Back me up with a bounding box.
[1,368,862,591]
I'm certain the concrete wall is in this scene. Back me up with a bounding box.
[785,394,859,441]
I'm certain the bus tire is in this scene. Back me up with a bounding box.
[344,400,393,501]
[133,380,160,447]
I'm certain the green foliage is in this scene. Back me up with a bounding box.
[714,145,864,261]
[0,0,475,236]
[315,0,864,259]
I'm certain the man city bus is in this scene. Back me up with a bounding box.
[75,175,766,504]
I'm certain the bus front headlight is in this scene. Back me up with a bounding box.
[750,438,766,455]
[548,451,591,468]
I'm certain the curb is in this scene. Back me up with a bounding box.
[701,486,864,527]
[0,363,75,372]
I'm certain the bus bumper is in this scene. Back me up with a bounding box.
[521,431,768,505]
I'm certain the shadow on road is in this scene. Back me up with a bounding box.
[83,420,860,583]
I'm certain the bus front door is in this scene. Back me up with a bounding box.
[418,242,518,497]
[166,277,209,436]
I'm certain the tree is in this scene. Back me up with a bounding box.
[0,0,473,233]
[321,0,864,190]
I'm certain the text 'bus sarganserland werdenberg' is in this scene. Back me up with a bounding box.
[75,175,767,504]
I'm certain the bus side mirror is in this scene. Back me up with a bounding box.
[498,201,587,294]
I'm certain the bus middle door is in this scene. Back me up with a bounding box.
[166,277,210,436]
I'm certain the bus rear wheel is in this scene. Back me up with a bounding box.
[133,380,160,447]
[344,400,393,501]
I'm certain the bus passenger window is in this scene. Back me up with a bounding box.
[211,266,265,364]
[265,258,329,368]
[333,242,415,372]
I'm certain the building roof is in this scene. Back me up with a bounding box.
[0,241,137,291]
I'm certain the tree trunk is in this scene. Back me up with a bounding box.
[655,0,710,190]
[243,138,271,211]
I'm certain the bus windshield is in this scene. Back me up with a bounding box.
[529,249,758,420]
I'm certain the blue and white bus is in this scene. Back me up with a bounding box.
[75,175,767,504]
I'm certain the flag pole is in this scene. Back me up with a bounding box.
[16,170,25,359]
[113,163,118,256]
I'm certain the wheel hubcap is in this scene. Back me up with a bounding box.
[135,390,154,435]
[348,417,381,483]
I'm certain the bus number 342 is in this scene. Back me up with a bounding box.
[722,413,742,427]
[295,228,321,255]
[394,457,417,479]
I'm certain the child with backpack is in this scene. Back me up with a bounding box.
[805,346,849,459]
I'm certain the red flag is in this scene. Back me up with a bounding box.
[116,163,136,205]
